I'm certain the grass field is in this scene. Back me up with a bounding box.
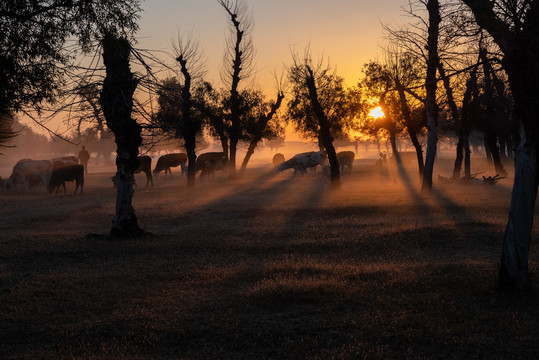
[1,155,539,359]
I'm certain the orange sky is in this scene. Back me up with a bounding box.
[24,0,406,136]
[138,0,405,91]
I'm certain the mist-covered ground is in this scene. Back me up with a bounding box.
[1,151,539,359]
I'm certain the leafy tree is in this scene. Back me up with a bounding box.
[360,61,407,163]
[239,89,285,175]
[288,53,357,187]
[0,0,141,143]
[288,64,354,148]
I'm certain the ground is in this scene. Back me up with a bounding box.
[1,155,538,359]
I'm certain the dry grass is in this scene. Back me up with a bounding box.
[1,156,539,359]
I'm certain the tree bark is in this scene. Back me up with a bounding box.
[499,135,538,292]
[177,54,197,187]
[420,0,440,193]
[239,140,257,174]
[100,32,143,238]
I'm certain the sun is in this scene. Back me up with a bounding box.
[369,106,385,119]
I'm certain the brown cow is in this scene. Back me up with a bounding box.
[153,153,187,178]
[111,155,153,189]
[336,151,355,175]
[272,153,285,171]
[195,152,228,179]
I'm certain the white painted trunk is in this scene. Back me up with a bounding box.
[111,166,139,237]
[500,135,538,291]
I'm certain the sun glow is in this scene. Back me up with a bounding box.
[369,107,385,119]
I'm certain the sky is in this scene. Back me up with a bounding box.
[21,0,408,137]
[137,0,406,92]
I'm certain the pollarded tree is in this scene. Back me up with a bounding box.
[462,0,539,292]
[100,32,143,238]
[218,0,255,176]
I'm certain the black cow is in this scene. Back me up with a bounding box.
[153,153,187,178]
[111,155,153,189]
[47,164,84,194]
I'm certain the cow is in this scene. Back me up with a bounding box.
[195,152,228,179]
[277,151,327,176]
[51,156,78,166]
[47,164,84,194]
[5,159,53,192]
[272,153,285,171]
[111,155,153,189]
[336,151,355,175]
[153,153,187,178]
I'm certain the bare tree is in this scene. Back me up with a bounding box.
[462,0,539,292]
[100,32,143,238]
[172,33,205,187]
[421,0,441,192]
[218,0,255,177]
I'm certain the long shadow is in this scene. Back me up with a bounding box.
[159,169,299,229]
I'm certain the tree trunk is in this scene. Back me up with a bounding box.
[420,0,440,193]
[100,32,143,238]
[219,134,229,155]
[239,140,257,175]
[486,131,506,175]
[453,134,464,178]
[389,130,401,164]
[305,66,340,187]
[499,136,538,292]
[229,135,238,176]
[464,134,471,178]
[185,133,197,187]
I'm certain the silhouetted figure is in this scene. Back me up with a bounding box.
[78,146,90,174]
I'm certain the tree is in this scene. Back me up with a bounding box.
[194,82,229,154]
[288,53,350,187]
[239,89,285,175]
[461,0,539,292]
[0,0,141,143]
[453,65,479,178]
[100,32,143,238]
[361,61,406,164]
[218,0,255,176]
[152,34,206,187]
[421,0,441,192]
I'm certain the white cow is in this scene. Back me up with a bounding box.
[278,151,327,176]
[5,159,53,192]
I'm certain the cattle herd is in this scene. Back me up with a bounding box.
[1,150,356,194]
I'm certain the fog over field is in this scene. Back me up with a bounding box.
[3,143,538,358]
